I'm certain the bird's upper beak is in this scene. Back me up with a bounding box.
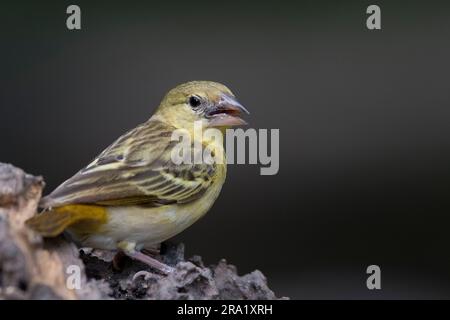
[206,94,249,127]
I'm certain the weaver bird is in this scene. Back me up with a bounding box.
[26,81,249,274]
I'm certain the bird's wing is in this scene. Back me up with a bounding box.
[40,119,217,208]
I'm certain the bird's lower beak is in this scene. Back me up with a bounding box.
[206,94,249,127]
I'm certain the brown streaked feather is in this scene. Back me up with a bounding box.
[40,118,218,209]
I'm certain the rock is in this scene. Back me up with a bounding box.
[79,242,285,300]
[0,162,287,300]
[0,162,102,300]
[212,259,277,300]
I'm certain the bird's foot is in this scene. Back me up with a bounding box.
[125,250,174,275]
[132,270,153,281]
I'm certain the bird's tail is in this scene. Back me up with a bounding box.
[26,204,107,237]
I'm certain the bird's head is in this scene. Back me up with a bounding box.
[154,81,249,131]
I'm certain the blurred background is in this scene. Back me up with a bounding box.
[1,0,450,299]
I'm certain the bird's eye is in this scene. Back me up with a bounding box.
[188,96,202,108]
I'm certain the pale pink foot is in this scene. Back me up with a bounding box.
[126,250,174,275]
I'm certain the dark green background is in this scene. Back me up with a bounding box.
[1,0,450,298]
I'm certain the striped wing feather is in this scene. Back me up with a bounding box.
[40,119,216,208]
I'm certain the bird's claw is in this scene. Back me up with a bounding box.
[132,264,174,282]
[132,271,153,282]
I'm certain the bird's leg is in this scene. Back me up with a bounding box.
[118,241,173,275]
[126,250,174,275]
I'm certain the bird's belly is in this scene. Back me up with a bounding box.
[69,197,216,250]
[110,205,204,248]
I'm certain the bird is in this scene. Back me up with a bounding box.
[26,81,249,274]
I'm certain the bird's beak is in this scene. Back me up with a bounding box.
[206,94,250,127]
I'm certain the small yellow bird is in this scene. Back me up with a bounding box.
[26,81,248,274]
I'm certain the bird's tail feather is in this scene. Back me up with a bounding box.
[26,204,107,237]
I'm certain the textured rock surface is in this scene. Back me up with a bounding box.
[80,243,283,300]
[0,163,102,299]
[0,162,286,300]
